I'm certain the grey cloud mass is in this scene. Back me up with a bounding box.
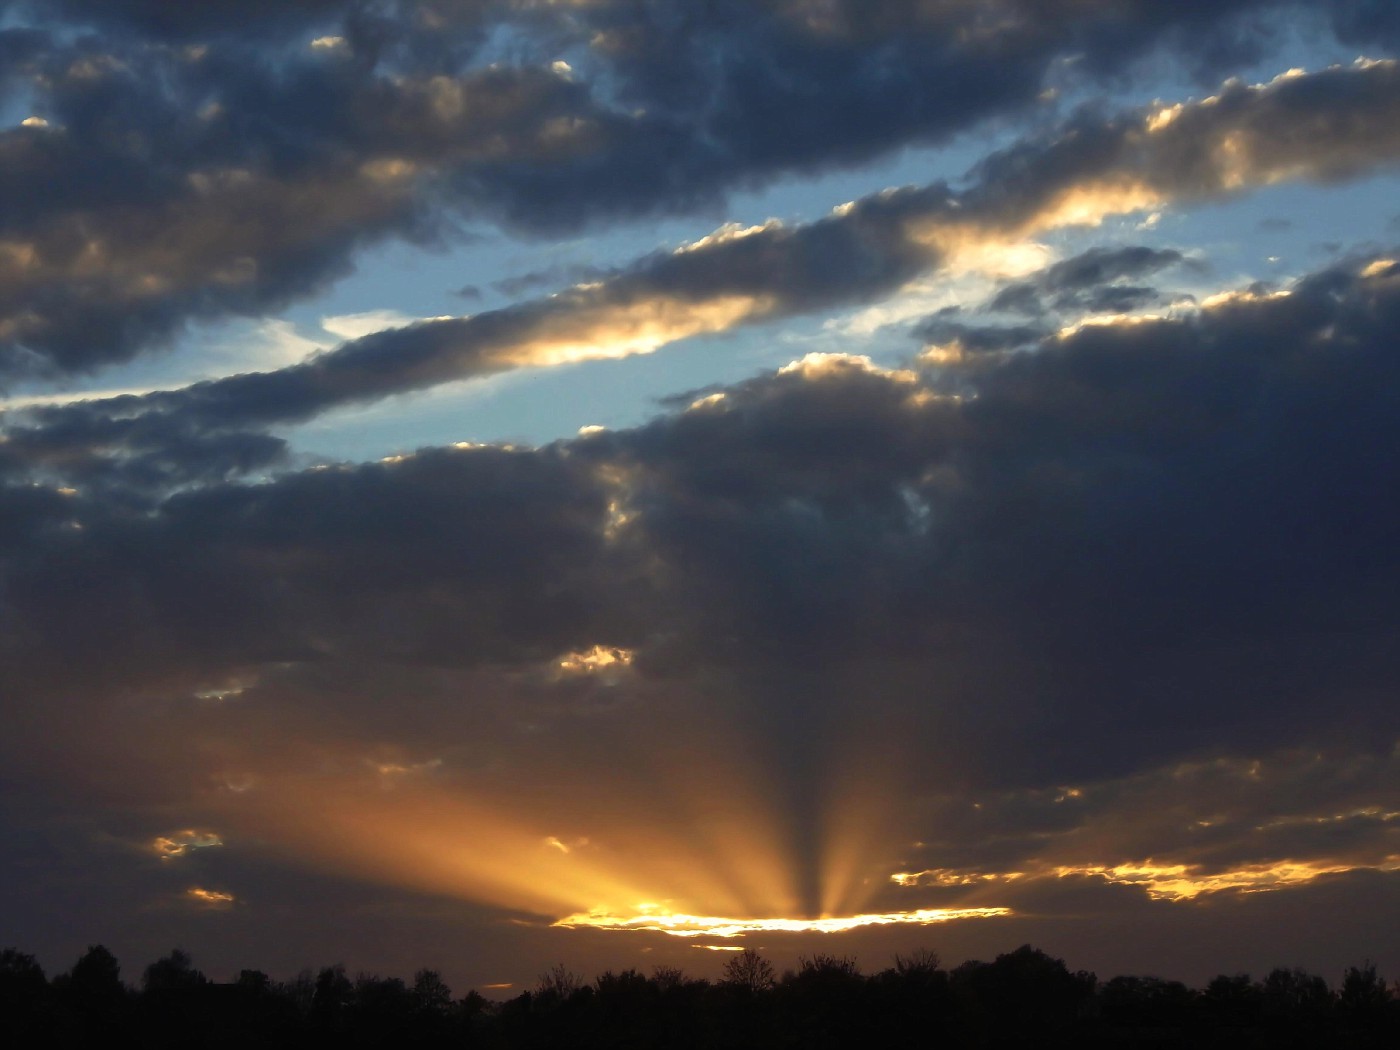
[0,0,1396,377]
[983,245,1193,316]
[6,56,1400,494]
[5,253,1398,778]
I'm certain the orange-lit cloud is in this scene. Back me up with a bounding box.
[556,645,635,676]
[187,888,235,907]
[892,856,1400,901]
[553,905,1012,938]
[153,830,223,859]
[491,293,777,372]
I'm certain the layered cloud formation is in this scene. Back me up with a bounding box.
[0,0,1396,377]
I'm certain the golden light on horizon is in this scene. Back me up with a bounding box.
[179,652,1400,954]
[203,750,811,929]
[553,905,1013,938]
[191,683,962,938]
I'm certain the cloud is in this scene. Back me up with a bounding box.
[6,58,1399,497]
[153,830,224,859]
[492,262,617,299]
[319,309,423,342]
[1,2,1395,377]
[887,744,1400,906]
[29,1,360,40]
[982,245,1194,317]
[1,254,1397,942]
[186,887,235,907]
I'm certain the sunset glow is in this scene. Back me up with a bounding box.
[553,906,1014,938]
[892,855,1400,901]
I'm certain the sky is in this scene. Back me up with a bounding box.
[1,0,1399,995]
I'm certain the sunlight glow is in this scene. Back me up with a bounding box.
[675,220,782,254]
[1058,858,1400,900]
[187,888,235,906]
[153,830,223,859]
[557,645,635,675]
[502,294,776,370]
[553,905,1012,938]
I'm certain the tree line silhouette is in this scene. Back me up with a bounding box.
[2,941,1395,1048]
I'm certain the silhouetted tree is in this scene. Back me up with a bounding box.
[791,954,860,982]
[1263,966,1331,1025]
[0,936,1393,1048]
[721,949,776,995]
[235,968,271,994]
[952,945,1095,1046]
[893,948,941,979]
[1201,972,1262,1027]
[650,965,686,993]
[54,944,129,1042]
[594,968,651,999]
[871,948,953,1046]
[412,968,452,1015]
[63,944,123,1000]
[0,948,46,999]
[780,954,866,1049]
[142,948,208,993]
[312,963,354,1030]
[1100,973,1195,1029]
[1339,960,1389,1021]
[278,968,317,1018]
[352,972,416,1044]
[535,962,582,1005]
[0,948,51,1043]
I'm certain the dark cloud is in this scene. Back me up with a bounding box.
[0,41,592,376]
[983,245,1191,316]
[892,745,1400,887]
[916,318,1053,352]
[0,182,952,481]
[1330,0,1400,49]
[491,262,616,299]
[982,282,1049,317]
[1038,246,1189,293]
[7,57,1399,488]
[20,0,358,39]
[5,253,1398,770]
[0,1,1394,377]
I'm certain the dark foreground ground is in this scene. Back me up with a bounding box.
[3,942,1397,1048]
